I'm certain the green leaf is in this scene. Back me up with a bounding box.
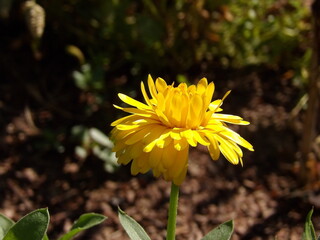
[118,207,151,240]
[0,213,15,239]
[58,213,107,240]
[202,220,234,240]
[42,234,49,240]
[3,208,50,240]
[302,208,317,240]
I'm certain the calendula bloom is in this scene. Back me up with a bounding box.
[111,75,253,185]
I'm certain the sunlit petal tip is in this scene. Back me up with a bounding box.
[229,158,239,165]
[118,93,126,99]
[143,142,157,153]
[241,140,254,151]
[208,81,214,87]
[222,90,231,101]
[113,104,122,109]
[170,131,181,140]
[118,93,133,103]
[174,144,181,151]
[156,140,166,148]
[116,124,139,130]
[110,120,118,127]
[110,115,132,126]
[240,158,244,166]
[155,77,168,92]
[198,77,208,86]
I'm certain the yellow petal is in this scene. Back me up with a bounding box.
[174,138,188,151]
[180,93,190,125]
[162,142,176,169]
[155,108,171,126]
[112,127,137,141]
[187,94,203,128]
[148,74,158,99]
[205,133,220,160]
[155,77,168,93]
[118,93,149,109]
[219,127,254,151]
[197,77,208,94]
[170,130,182,140]
[117,152,132,165]
[141,81,153,107]
[112,141,126,152]
[116,124,140,131]
[131,159,139,175]
[205,120,224,128]
[169,90,183,124]
[111,115,139,126]
[212,113,248,125]
[143,128,170,152]
[181,129,197,147]
[229,140,243,158]
[178,82,188,92]
[222,90,231,101]
[172,158,188,185]
[193,131,210,146]
[149,146,163,168]
[125,142,143,159]
[209,100,222,111]
[156,136,172,148]
[204,82,215,108]
[153,168,161,178]
[188,85,196,93]
[210,90,231,112]
[113,105,153,117]
[136,152,150,173]
[171,147,189,177]
[216,134,239,164]
[125,125,155,145]
[202,110,214,126]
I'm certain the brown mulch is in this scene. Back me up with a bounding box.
[1,69,320,240]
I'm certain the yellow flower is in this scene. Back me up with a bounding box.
[111,75,254,185]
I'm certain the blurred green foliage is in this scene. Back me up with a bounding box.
[214,0,310,66]
[0,0,311,163]
[40,0,310,83]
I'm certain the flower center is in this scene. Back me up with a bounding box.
[154,83,211,129]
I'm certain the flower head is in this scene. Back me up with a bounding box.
[111,75,253,185]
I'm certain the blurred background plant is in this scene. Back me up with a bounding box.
[0,0,318,238]
[1,0,310,153]
[42,0,311,81]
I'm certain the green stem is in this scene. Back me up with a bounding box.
[166,182,180,240]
